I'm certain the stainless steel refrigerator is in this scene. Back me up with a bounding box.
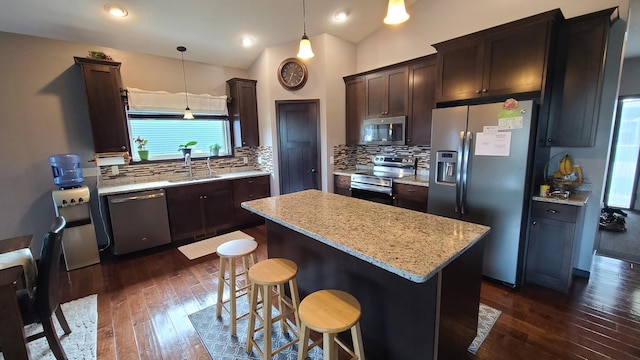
[428,100,537,287]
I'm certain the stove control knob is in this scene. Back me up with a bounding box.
[78,197,84,203]
[70,199,76,204]
[62,200,67,205]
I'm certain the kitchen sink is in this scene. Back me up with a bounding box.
[168,175,221,183]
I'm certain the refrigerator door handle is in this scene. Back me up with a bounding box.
[460,131,472,214]
[455,130,465,213]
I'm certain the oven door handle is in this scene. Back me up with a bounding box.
[349,184,393,196]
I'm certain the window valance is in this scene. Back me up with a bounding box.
[127,87,228,116]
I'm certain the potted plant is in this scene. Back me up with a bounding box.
[178,141,198,157]
[135,136,149,160]
[209,143,222,156]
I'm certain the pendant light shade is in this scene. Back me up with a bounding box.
[297,35,314,59]
[297,0,314,59]
[384,0,410,25]
[177,46,194,119]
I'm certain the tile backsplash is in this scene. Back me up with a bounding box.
[99,146,272,186]
[334,144,430,174]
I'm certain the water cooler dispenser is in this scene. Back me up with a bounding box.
[435,151,458,184]
[50,154,100,271]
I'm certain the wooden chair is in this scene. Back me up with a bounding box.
[297,289,365,360]
[246,258,301,360]
[215,238,258,336]
[16,216,71,360]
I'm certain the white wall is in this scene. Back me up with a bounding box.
[0,31,247,253]
[249,34,357,195]
[619,56,640,95]
[357,0,629,72]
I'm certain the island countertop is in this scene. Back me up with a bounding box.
[242,189,490,283]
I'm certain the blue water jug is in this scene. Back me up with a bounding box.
[49,154,84,189]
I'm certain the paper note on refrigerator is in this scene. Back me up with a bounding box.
[475,131,511,156]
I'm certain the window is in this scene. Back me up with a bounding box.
[605,97,640,209]
[128,115,232,161]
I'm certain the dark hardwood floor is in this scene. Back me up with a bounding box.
[58,225,640,359]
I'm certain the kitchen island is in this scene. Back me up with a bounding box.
[242,190,490,359]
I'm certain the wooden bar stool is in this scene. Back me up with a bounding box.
[246,258,301,359]
[297,289,365,360]
[215,239,259,336]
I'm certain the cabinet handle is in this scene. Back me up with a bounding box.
[546,209,558,214]
[475,90,482,94]
[532,221,537,225]
[203,195,207,199]
[121,145,126,150]
[248,180,254,183]
[547,138,553,143]
[408,189,416,192]
[482,88,488,93]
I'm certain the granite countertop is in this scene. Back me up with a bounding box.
[532,190,590,207]
[333,170,429,187]
[242,190,489,283]
[98,170,270,196]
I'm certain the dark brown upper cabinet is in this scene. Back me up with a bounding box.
[227,78,259,148]
[407,55,436,145]
[365,67,408,118]
[345,75,366,145]
[75,57,130,153]
[433,9,562,104]
[546,8,617,147]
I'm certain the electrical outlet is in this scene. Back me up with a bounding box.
[330,156,334,164]
[111,165,119,175]
[243,157,248,164]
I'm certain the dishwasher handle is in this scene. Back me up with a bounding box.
[109,191,166,204]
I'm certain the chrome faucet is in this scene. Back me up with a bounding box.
[185,153,193,179]
[206,157,214,177]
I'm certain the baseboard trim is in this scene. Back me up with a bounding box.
[573,268,590,279]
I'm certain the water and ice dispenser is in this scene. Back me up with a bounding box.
[49,154,84,189]
[435,151,457,184]
[49,153,100,270]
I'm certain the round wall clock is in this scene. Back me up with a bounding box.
[277,58,308,90]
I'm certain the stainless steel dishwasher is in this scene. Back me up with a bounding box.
[108,189,171,255]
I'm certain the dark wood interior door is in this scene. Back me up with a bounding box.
[277,100,320,195]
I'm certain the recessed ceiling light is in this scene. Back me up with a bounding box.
[334,10,349,21]
[104,4,128,17]
[241,36,255,47]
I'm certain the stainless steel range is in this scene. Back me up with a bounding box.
[350,155,416,205]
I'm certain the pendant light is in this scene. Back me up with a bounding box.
[384,0,410,25]
[177,46,194,119]
[297,0,314,59]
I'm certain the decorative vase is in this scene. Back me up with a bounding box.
[138,150,149,161]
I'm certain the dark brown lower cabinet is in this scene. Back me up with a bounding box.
[393,183,428,213]
[166,181,235,242]
[526,201,582,293]
[333,175,351,196]
[233,175,270,226]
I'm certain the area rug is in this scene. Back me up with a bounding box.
[178,231,255,260]
[468,303,502,355]
[189,299,322,359]
[189,299,500,358]
[0,294,98,360]
[597,210,640,264]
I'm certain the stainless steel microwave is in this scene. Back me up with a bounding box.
[362,116,406,145]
